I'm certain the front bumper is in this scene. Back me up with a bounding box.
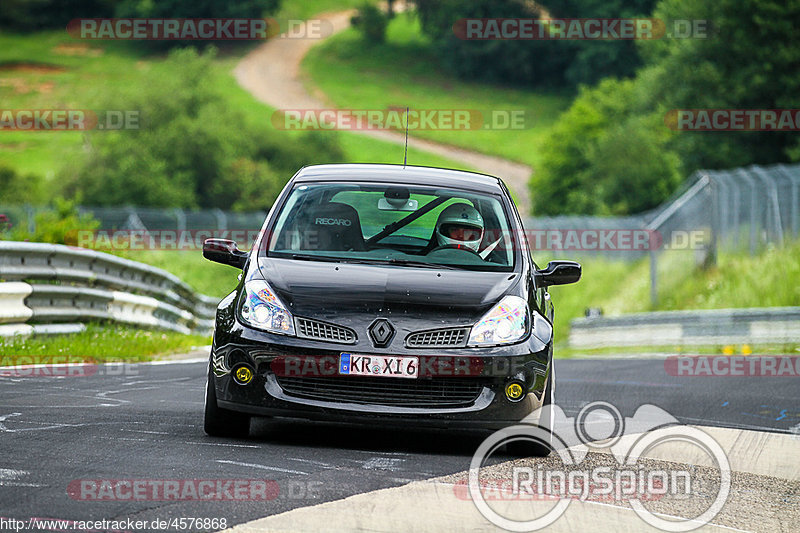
[210,325,552,431]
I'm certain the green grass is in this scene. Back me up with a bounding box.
[546,240,800,354]
[124,250,240,298]
[0,25,466,192]
[546,257,633,344]
[0,32,151,177]
[557,343,800,359]
[213,52,470,170]
[0,324,210,362]
[303,14,570,170]
[275,0,365,23]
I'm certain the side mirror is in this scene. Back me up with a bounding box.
[535,260,581,287]
[203,239,248,269]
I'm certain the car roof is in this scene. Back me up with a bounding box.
[293,164,505,193]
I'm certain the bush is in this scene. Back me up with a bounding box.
[0,0,115,30]
[531,79,681,215]
[4,198,99,246]
[351,3,389,44]
[112,0,280,50]
[115,0,278,19]
[531,0,800,215]
[0,165,45,205]
[65,48,344,211]
[415,0,656,89]
[635,0,800,171]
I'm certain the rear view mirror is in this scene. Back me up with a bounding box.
[379,186,418,211]
[203,239,248,269]
[378,198,418,211]
[534,260,581,287]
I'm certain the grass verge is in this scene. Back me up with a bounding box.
[0,324,210,362]
[547,240,800,356]
[275,0,365,23]
[303,13,570,170]
[124,249,240,299]
[0,27,467,191]
[558,343,800,359]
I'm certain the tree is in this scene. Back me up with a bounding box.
[66,48,344,210]
[637,0,800,169]
[415,0,657,89]
[531,78,681,215]
[531,0,800,215]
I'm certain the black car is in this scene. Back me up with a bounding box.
[202,164,580,446]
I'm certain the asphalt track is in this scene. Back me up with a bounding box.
[0,357,796,530]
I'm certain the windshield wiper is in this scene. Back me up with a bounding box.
[289,253,460,270]
[385,258,461,270]
[290,253,348,263]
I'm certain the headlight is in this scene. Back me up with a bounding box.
[240,280,295,335]
[468,295,530,347]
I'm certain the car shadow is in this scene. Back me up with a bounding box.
[247,416,492,457]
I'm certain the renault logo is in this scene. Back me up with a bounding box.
[368,319,395,347]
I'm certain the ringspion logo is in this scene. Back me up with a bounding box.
[469,402,731,531]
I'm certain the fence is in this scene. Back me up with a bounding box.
[523,163,800,305]
[0,205,268,236]
[641,163,799,305]
[2,163,798,307]
[0,241,217,337]
[570,307,800,349]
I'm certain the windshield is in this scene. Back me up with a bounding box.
[266,182,516,271]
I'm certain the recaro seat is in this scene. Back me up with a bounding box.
[305,202,366,252]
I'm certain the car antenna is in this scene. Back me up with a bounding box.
[403,106,409,168]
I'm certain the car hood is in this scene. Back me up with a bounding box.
[256,257,519,324]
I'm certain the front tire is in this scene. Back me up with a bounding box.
[204,365,250,438]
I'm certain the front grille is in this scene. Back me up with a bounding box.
[406,327,469,348]
[295,317,356,344]
[276,376,484,407]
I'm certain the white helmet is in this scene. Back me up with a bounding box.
[435,203,484,252]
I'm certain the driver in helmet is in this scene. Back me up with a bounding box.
[434,203,484,252]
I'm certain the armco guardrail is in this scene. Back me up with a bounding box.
[569,307,800,349]
[0,241,219,336]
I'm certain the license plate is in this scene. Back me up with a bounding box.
[339,353,418,379]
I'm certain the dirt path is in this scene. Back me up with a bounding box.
[234,11,533,213]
